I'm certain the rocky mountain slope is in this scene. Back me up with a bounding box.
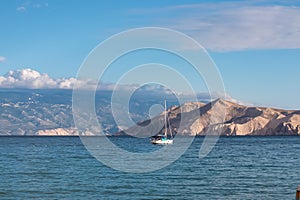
[121,99,300,136]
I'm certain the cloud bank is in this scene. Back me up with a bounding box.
[0,69,76,89]
[0,69,171,91]
[0,68,245,105]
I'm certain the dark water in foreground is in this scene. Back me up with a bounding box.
[0,136,300,200]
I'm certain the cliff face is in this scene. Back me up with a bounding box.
[35,128,79,136]
[121,99,300,136]
[202,99,300,136]
[35,128,99,136]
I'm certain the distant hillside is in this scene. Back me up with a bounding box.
[2,89,298,136]
[120,99,300,136]
[0,89,179,135]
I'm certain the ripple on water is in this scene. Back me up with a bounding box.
[0,136,300,199]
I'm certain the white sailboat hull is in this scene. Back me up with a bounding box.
[151,139,173,145]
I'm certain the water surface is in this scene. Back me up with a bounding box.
[0,136,299,199]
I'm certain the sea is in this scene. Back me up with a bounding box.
[0,136,299,200]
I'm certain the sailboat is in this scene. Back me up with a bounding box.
[150,99,174,145]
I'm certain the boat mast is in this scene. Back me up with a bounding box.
[164,99,167,138]
[168,117,173,138]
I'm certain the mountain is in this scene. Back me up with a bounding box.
[120,99,300,136]
[0,89,180,135]
[1,88,299,136]
[0,69,242,136]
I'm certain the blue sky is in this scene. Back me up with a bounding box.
[0,0,300,109]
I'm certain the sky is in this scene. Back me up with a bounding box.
[0,0,300,109]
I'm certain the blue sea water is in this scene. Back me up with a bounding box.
[0,136,300,200]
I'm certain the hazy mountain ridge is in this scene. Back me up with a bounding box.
[0,89,179,135]
[0,90,73,135]
[120,99,300,136]
[1,89,299,136]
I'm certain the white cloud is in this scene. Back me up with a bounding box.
[0,69,76,89]
[57,77,77,89]
[0,69,153,90]
[133,2,300,51]
[16,2,48,12]
[0,56,6,62]
[16,6,26,11]
[0,69,244,106]
[174,91,251,106]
